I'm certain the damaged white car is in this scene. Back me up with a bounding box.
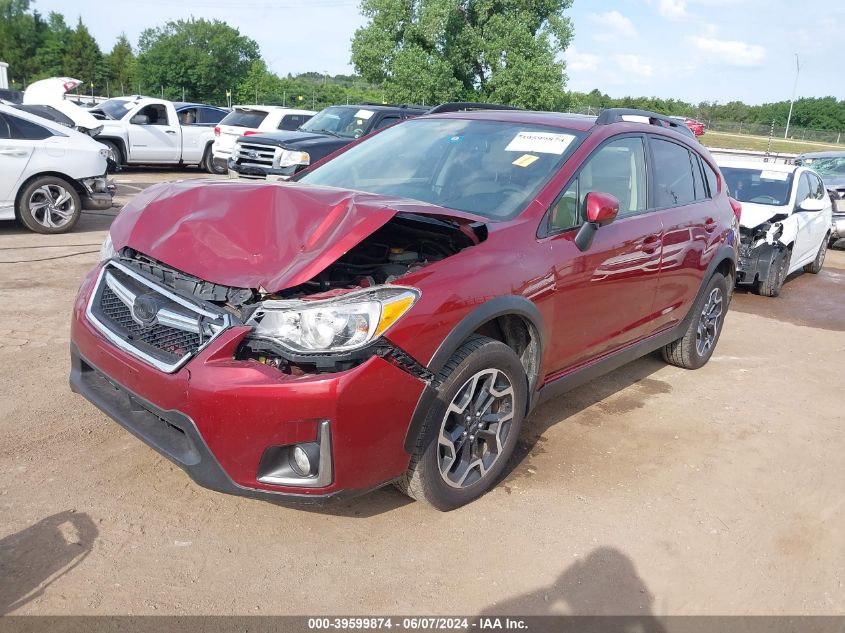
[718,160,832,297]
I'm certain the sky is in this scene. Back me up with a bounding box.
[29,0,845,105]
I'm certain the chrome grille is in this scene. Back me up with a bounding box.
[87,261,230,373]
[233,142,278,169]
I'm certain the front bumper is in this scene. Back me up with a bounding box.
[79,176,114,211]
[69,267,426,504]
[736,238,780,285]
[832,214,845,240]
[227,158,298,181]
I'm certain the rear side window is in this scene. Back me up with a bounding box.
[689,152,706,201]
[278,114,309,131]
[220,109,267,128]
[651,138,696,207]
[702,160,719,197]
[550,136,648,231]
[6,113,53,140]
[200,108,226,125]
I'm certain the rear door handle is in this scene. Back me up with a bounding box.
[641,234,661,254]
[165,130,177,135]
[704,218,718,233]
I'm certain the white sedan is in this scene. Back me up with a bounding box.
[0,104,112,234]
[717,159,832,296]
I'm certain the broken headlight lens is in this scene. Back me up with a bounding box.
[247,286,419,353]
[99,233,116,262]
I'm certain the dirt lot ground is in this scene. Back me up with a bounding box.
[1,169,843,616]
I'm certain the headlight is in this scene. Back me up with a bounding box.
[278,149,310,167]
[98,147,110,159]
[99,233,116,261]
[247,286,419,353]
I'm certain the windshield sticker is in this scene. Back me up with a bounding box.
[354,109,375,120]
[760,170,789,181]
[506,131,575,155]
[447,135,464,143]
[512,153,539,168]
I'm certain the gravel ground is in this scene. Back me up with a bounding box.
[1,169,843,616]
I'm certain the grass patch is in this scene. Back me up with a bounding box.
[700,131,845,154]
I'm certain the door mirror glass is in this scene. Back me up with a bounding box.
[585,191,620,226]
[130,114,150,125]
[798,198,825,212]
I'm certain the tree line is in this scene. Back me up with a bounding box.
[2,0,844,133]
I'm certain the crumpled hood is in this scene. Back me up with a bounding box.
[109,180,486,292]
[739,202,789,230]
[239,130,333,148]
[23,77,103,133]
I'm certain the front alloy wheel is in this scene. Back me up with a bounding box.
[438,368,515,489]
[17,176,81,234]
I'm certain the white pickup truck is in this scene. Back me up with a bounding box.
[89,97,224,172]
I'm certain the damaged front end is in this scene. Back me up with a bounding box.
[78,174,115,211]
[736,215,789,286]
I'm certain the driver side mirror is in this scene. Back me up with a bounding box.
[575,192,621,252]
[130,114,149,125]
[798,198,825,212]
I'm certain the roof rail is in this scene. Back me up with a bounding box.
[426,101,523,115]
[595,108,695,139]
[357,102,428,110]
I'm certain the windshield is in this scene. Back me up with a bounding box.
[299,118,582,220]
[721,166,794,206]
[807,157,845,178]
[299,106,377,139]
[220,109,268,128]
[96,98,137,120]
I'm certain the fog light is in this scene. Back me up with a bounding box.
[292,446,312,477]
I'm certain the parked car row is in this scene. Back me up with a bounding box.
[70,106,749,510]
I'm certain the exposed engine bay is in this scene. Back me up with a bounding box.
[115,213,483,375]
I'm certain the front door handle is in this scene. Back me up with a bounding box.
[165,130,177,135]
[641,235,661,254]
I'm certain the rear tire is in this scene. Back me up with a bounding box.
[397,336,528,510]
[100,140,123,171]
[804,236,828,274]
[755,246,790,297]
[662,272,728,370]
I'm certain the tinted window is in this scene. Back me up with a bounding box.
[651,138,696,207]
[703,160,719,197]
[200,108,226,125]
[278,114,309,131]
[0,114,11,139]
[375,115,401,131]
[721,167,794,206]
[301,118,583,220]
[177,108,198,125]
[549,136,648,231]
[7,113,53,140]
[220,109,268,128]
[690,152,706,201]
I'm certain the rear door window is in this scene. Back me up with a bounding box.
[278,114,309,131]
[690,152,706,201]
[199,108,226,125]
[6,113,53,140]
[651,138,696,207]
[220,109,267,128]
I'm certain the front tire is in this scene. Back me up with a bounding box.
[662,272,728,370]
[397,336,528,510]
[16,176,81,234]
[755,246,790,297]
[804,237,828,274]
[100,140,123,171]
[203,146,225,174]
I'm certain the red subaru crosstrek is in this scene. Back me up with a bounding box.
[70,107,739,510]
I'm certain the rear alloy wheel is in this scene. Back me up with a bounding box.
[17,176,81,234]
[662,272,728,370]
[804,236,828,274]
[397,336,527,510]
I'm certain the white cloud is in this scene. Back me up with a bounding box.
[587,11,638,42]
[612,54,654,78]
[657,0,687,19]
[566,45,600,73]
[688,36,766,66]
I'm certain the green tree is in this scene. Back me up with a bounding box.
[0,0,46,87]
[105,33,136,95]
[351,0,574,109]
[137,18,259,103]
[33,12,71,79]
[63,18,103,87]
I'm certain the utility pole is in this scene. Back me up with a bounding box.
[784,53,801,139]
